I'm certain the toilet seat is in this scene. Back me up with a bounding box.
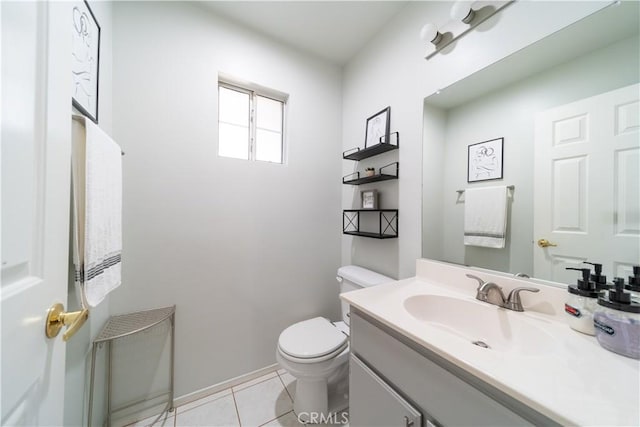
[278,317,348,362]
[278,342,348,364]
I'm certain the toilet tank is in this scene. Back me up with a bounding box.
[337,265,393,325]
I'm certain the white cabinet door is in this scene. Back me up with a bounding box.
[1,2,72,425]
[350,355,423,427]
[534,84,640,283]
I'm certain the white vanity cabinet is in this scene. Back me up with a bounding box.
[349,309,560,427]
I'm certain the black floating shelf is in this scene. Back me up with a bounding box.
[343,231,398,239]
[343,174,398,185]
[343,162,399,185]
[343,209,398,239]
[343,132,400,161]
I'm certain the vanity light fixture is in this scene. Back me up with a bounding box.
[420,23,443,45]
[451,1,476,24]
[423,0,514,60]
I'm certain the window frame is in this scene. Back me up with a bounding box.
[218,78,287,164]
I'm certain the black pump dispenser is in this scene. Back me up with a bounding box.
[610,280,631,303]
[584,262,609,290]
[566,267,599,298]
[626,266,640,292]
[598,276,640,313]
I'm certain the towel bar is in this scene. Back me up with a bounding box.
[457,185,514,194]
[72,114,125,155]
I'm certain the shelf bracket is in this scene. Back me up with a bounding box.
[379,162,399,178]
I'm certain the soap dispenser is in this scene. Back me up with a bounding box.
[584,262,610,291]
[625,266,640,295]
[565,267,600,335]
[593,278,640,359]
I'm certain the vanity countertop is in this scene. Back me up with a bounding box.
[340,259,640,426]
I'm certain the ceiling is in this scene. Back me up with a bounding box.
[200,1,409,65]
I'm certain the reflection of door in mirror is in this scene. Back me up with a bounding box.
[534,84,639,284]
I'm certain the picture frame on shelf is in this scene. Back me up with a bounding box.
[361,189,378,209]
[467,137,503,182]
[72,0,101,123]
[364,106,390,148]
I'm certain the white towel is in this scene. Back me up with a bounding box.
[72,117,122,307]
[463,186,508,249]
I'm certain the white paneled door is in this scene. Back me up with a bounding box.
[1,2,71,425]
[534,83,640,283]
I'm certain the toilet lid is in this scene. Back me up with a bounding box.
[278,317,347,359]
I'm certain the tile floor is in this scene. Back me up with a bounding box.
[127,369,348,427]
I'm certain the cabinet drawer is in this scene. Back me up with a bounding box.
[350,310,553,426]
[350,354,422,427]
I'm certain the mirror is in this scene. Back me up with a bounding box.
[422,2,639,286]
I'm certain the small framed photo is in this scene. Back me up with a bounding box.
[361,189,378,209]
[72,0,101,123]
[467,137,504,182]
[365,107,390,148]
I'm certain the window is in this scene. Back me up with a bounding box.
[218,80,286,164]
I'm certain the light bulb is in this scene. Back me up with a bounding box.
[420,23,442,45]
[450,1,476,24]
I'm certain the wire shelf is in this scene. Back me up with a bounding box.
[89,306,176,426]
[95,306,176,343]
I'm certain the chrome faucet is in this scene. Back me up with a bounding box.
[466,274,506,306]
[466,274,539,311]
[504,287,540,312]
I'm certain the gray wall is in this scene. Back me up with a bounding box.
[341,1,611,279]
[64,1,114,425]
[109,2,343,399]
[434,36,639,275]
[421,105,446,261]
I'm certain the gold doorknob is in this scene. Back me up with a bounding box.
[537,238,558,248]
[45,303,89,341]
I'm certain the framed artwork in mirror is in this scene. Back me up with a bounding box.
[468,137,503,182]
[72,0,101,123]
[365,107,390,148]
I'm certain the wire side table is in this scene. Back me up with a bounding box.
[88,306,176,426]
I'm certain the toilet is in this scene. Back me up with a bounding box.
[276,265,392,422]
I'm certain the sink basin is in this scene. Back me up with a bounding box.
[403,295,556,355]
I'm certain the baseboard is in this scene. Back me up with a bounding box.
[173,363,280,407]
[110,397,170,427]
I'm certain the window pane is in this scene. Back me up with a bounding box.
[256,129,282,163]
[219,86,249,126]
[219,122,249,160]
[256,96,282,132]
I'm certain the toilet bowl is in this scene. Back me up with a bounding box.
[276,266,392,422]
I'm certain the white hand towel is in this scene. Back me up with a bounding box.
[463,186,508,249]
[72,117,122,307]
